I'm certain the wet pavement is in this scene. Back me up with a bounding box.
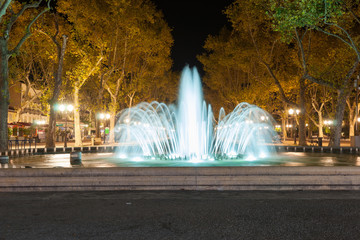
[4,151,360,168]
[1,191,360,239]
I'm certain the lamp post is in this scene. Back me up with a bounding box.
[99,113,110,143]
[59,104,74,147]
[324,120,333,142]
[289,108,300,144]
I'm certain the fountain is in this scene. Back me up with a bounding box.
[115,66,278,161]
[3,68,360,192]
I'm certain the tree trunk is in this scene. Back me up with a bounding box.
[46,35,68,148]
[46,105,56,148]
[329,90,349,147]
[73,85,82,146]
[349,107,355,137]
[108,100,117,143]
[318,113,324,138]
[96,118,100,138]
[0,39,9,152]
[298,78,307,146]
[281,117,287,141]
[109,111,116,143]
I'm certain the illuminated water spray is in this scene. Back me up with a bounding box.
[115,66,277,161]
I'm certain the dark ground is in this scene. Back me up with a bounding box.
[1,191,360,240]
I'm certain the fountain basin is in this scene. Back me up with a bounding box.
[1,166,360,192]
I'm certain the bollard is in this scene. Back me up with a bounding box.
[70,151,82,165]
[318,137,323,147]
[0,156,9,164]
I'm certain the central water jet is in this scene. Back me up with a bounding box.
[176,67,213,159]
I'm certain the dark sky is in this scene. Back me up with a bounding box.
[153,0,233,75]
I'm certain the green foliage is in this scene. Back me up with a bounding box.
[269,0,345,41]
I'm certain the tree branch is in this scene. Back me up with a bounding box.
[304,73,334,89]
[79,56,103,88]
[9,2,50,56]
[315,27,353,51]
[324,22,360,60]
[6,0,43,38]
[294,28,307,73]
[261,61,297,107]
[0,0,12,22]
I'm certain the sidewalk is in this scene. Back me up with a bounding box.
[8,139,119,150]
[280,138,351,147]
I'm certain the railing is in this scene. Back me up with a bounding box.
[8,138,37,150]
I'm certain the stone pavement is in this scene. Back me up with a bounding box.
[1,191,360,240]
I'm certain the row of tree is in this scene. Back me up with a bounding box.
[1,0,358,151]
[199,0,360,147]
[0,0,177,151]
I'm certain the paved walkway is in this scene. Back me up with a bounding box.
[0,191,360,240]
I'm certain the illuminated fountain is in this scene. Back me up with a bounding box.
[115,66,278,161]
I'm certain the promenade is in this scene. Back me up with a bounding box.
[1,191,360,240]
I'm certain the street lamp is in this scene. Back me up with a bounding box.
[324,120,333,139]
[99,112,111,143]
[59,104,73,147]
[289,108,300,144]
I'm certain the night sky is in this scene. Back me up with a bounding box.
[153,0,233,75]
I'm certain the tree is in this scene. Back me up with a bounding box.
[224,0,308,145]
[65,45,103,146]
[58,0,173,144]
[34,12,69,148]
[268,0,360,146]
[0,0,49,152]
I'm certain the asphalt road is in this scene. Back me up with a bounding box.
[1,191,360,240]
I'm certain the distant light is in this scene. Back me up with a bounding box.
[324,120,333,125]
[59,104,65,112]
[67,104,74,112]
[288,109,294,115]
[260,116,265,121]
[124,118,130,123]
[296,109,300,114]
[99,113,105,119]
[118,154,127,159]
[105,113,110,119]
[358,118,360,122]
[35,120,45,125]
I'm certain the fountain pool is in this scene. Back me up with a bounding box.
[3,151,360,168]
